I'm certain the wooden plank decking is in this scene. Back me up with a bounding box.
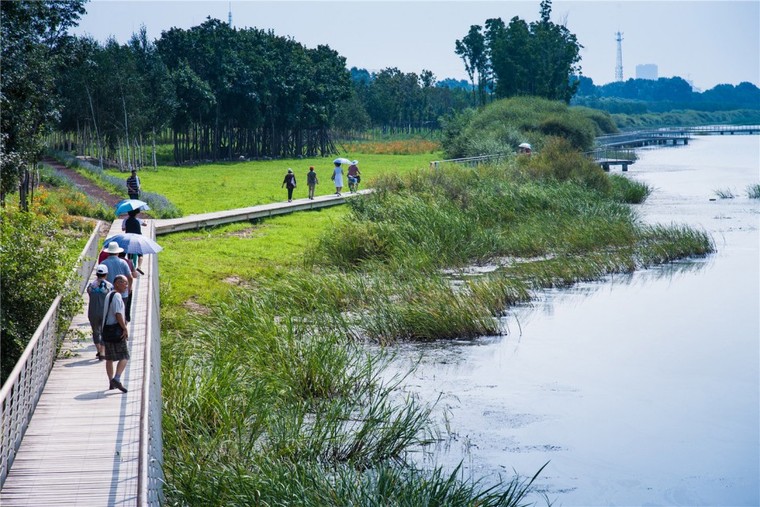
[1,195,366,505]
[154,190,368,234]
[0,221,155,506]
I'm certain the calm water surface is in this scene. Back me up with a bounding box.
[394,135,760,506]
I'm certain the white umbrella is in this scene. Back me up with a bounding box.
[104,233,163,255]
[333,157,352,165]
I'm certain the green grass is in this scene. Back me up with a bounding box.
[106,153,436,215]
[154,148,714,506]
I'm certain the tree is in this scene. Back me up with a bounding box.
[466,0,583,103]
[455,25,489,106]
[0,0,85,207]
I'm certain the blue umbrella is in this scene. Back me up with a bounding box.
[103,233,163,255]
[115,199,149,216]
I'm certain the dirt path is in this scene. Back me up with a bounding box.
[42,156,126,209]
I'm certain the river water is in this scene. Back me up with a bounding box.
[395,134,759,506]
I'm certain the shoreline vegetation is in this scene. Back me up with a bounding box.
[158,142,713,505]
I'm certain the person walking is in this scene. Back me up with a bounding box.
[306,166,318,200]
[102,275,130,393]
[101,242,134,322]
[331,161,344,196]
[282,168,297,202]
[86,264,113,361]
[347,160,361,193]
[123,210,145,274]
[126,169,141,199]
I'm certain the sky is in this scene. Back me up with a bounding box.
[71,0,760,91]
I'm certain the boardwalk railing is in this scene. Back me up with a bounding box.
[0,222,101,487]
[429,153,508,169]
[138,236,165,506]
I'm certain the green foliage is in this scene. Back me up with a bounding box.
[468,1,582,102]
[0,0,86,206]
[442,96,607,158]
[0,208,84,382]
[161,288,538,506]
[525,136,611,193]
[609,174,652,204]
[37,162,113,219]
[124,152,429,216]
[611,109,760,130]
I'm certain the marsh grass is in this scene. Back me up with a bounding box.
[162,288,540,506]
[609,174,652,204]
[160,148,714,505]
[746,184,760,199]
[713,188,736,199]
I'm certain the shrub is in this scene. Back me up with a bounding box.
[0,209,83,382]
[609,174,652,203]
[525,137,612,193]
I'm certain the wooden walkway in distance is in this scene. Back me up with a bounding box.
[155,190,369,234]
[0,221,155,506]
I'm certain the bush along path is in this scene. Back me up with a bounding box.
[42,156,126,209]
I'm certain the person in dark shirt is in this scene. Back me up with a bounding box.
[282,168,297,202]
[126,169,140,199]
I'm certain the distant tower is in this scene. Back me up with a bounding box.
[615,32,624,82]
[228,1,233,27]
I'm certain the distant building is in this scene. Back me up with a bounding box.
[636,64,658,80]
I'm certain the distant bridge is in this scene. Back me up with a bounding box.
[428,126,759,172]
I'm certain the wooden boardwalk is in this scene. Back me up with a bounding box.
[154,190,368,234]
[0,221,155,506]
[1,193,366,505]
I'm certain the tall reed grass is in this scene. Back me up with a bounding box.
[162,289,537,506]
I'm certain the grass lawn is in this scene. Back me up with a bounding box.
[158,206,348,314]
[107,152,437,216]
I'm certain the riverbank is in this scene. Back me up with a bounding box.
[394,134,759,506]
[157,143,716,505]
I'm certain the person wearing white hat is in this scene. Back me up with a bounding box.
[100,242,133,321]
[518,142,532,155]
[86,264,113,360]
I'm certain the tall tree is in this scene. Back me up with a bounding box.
[468,0,583,103]
[455,25,489,106]
[0,0,86,207]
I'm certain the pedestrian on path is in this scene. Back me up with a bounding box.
[347,160,361,193]
[102,275,130,393]
[306,166,318,200]
[87,264,112,360]
[126,169,140,199]
[101,242,133,322]
[331,161,344,196]
[123,210,145,274]
[282,168,297,202]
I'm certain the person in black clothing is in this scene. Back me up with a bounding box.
[282,168,297,202]
[124,210,145,274]
[126,169,140,199]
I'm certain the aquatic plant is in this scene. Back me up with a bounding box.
[161,291,537,506]
[746,184,760,199]
[609,174,652,204]
[713,188,736,199]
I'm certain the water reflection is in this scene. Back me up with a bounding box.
[394,135,760,506]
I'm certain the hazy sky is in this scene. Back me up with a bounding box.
[72,0,760,91]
